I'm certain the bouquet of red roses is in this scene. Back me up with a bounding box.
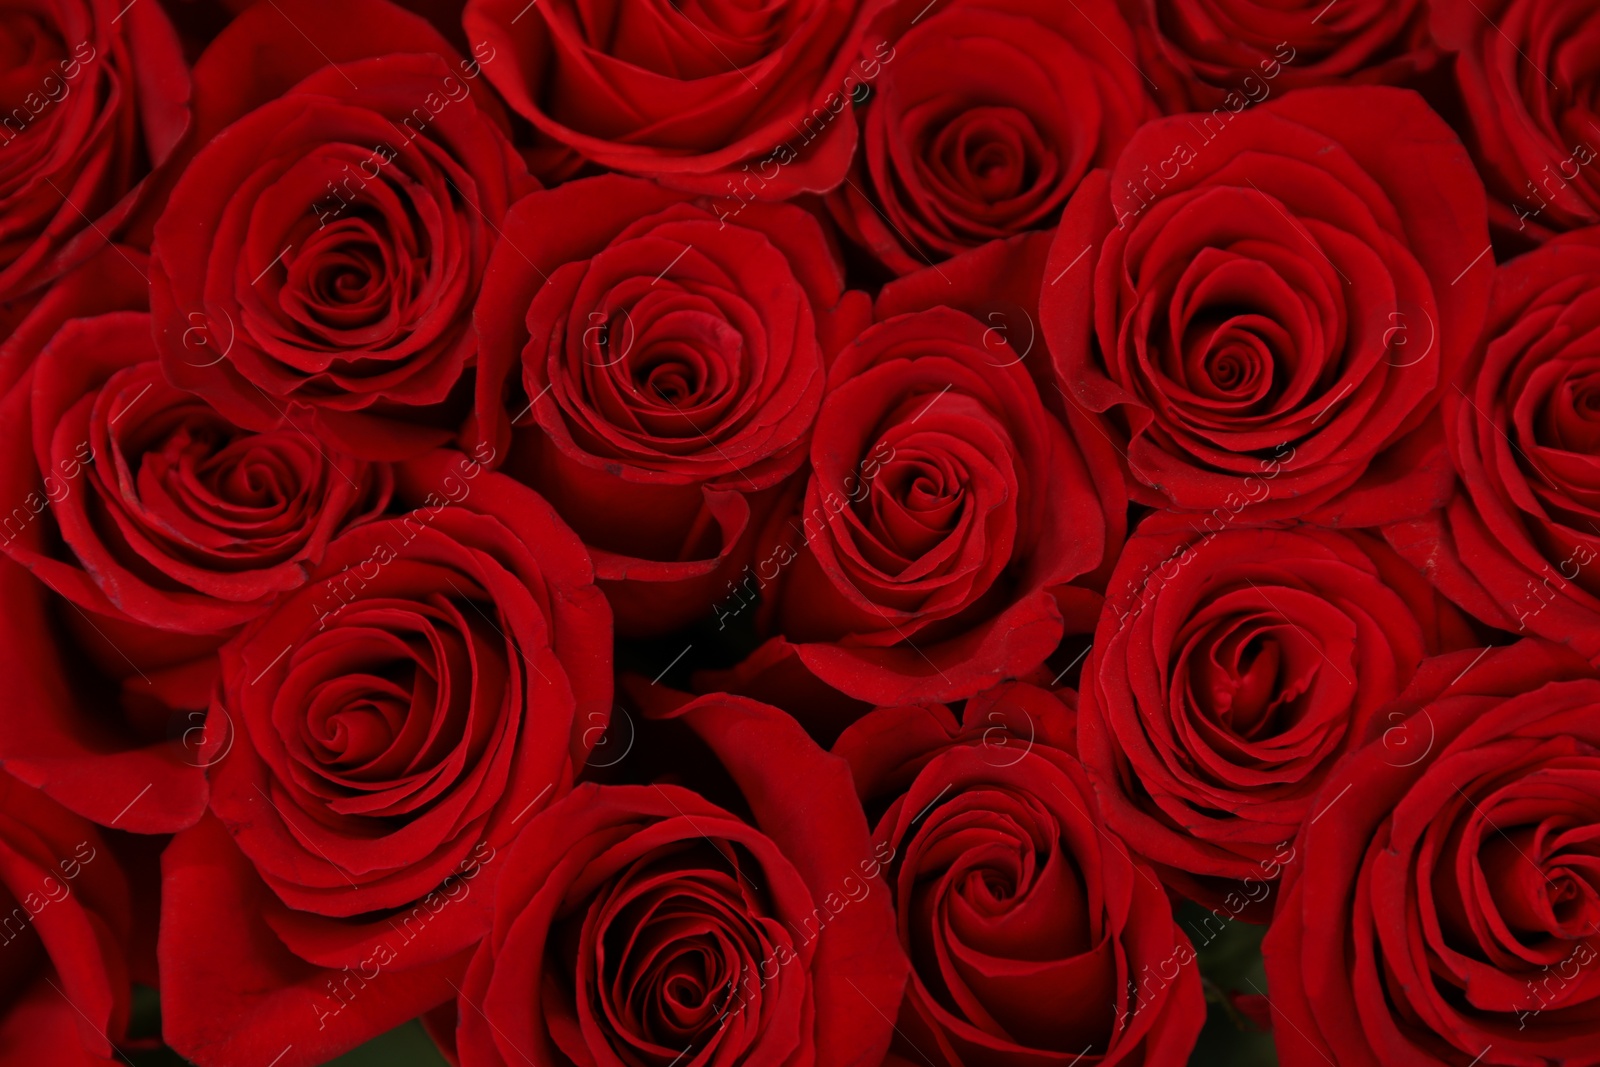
[1,1,1597,1066]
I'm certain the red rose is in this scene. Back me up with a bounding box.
[1387,227,1600,666]
[1043,86,1491,527]
[151,0,536,460]
[1264,640,1600,1067]
[472,174,867,636]
[159,450,613,1067]
[1080,516,1474,913]
[0,249,216,833]
[462,0,879,193]
[0,243,390,834]
[1432,0,1600,248]
[736,281,1122,706]
[446,692,908,1067]
[833,685,1205,1067]
[0,774,132,1066]
[826,0,1153,275]
[0,0,188,302]
[0,308,390,635]
[1120,0,1435,112]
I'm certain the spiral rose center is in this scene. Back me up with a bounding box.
[288,594,507,803]
[642,358,705,408]
[286,220,409,336]
[607,302,742,438]
[1480,825,1600,941]
[154,422,303,513]
[630,931,731,1037]
[866,450,968,563]
[93,366,373,572]
[586,843,777,1064]
[1546,368,1600,459]
[1204,343,1263,393]
[929,108,1045,205]
[198,441,303,510]
[902,786,1110,1054]
[1184,314,1281,408]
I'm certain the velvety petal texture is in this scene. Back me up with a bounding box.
[472,174,866,636]
[1387,226,1600,666]
[151,0,537,460]
[453,692,908,1067]
[1433,0,1600,249]
[1121,0,1434,112]
[0,5,1569,1066]
[1082,514,1475,911]
[462,0,883,192]
[1,310,389,633]
[1265,641,1600,1067]
[835,684,1205,1067]
[0,249,219,833]
[1043,86,1491,526]
[827,0,1154,274]
[749,244,1123,705]
[0,774,133,1066]
[0,0,189,302]
[159,449,613,1066]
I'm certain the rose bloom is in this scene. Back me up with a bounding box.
[0,308,390,634]
[462,0,879,192]
[0,774,131,1066]
[1119,0,1435,112]
[1387,227,1600,666]
[1042,86,1491,527]
[721,241,1123,708]
[833,682,1205,1067]
[0,0,188,303]
[1433,0,1600,248]
[472,174,866,636]
[1080,516,1475,913]
[158,451,613,1067]
[443,691,908,1067]
[151,0,536,460]
[1264,640,1600,1067]
[0,245,389,833]
[827,0,1153,275]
